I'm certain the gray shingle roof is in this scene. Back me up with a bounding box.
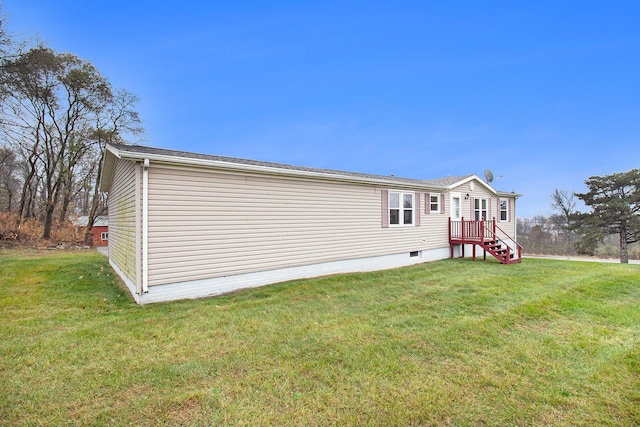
[108,143,476,189]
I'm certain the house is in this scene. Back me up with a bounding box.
[72,215,109,247]
[99,143,521,304]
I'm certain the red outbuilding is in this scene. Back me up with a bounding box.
[73,216,108,246]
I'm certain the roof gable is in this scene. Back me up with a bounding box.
[447,175,496,194]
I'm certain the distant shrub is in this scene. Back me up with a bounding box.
[0,212,84,247]
[574,237,598,256]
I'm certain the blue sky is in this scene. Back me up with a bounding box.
[4,1,640,218]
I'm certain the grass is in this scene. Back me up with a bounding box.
[1,250,639,426]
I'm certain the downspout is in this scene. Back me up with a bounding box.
[513,197,517,241]
[142,158,149,293]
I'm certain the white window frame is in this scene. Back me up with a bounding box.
[429,193,441,213]
[389,190,414,226]
[450,192,461,220]
[101,231,109,241]
[499,198,509,222]
[474,198,488,221]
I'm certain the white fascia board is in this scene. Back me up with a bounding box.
[447,175,519,198]
[497,191,522,199]
[105,143,123,159]
[98,146,121,191]
[113,147,445,191]
[446,175,498,195]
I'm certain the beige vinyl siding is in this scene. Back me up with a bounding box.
[146,164,445,287]
[500,197,517,237]
[419,192,450,249]
[450,182,517,237]
[108,159,139,286]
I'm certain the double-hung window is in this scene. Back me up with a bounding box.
[430,194,441,212]
[474,198,488,221]
[389,191,414,226]
[499,199,509,222]
[101,232,109,241]
[425,192,443,214]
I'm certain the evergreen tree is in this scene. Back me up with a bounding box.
[574,169,640,263]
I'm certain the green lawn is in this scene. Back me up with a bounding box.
[1,250,639,426]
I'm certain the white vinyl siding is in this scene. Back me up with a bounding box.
[145,165,447,287]
[107,159,139,286]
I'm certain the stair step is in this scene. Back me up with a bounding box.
[451,224,521,264]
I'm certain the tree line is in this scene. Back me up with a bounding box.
[0,7,142,243]
[1,7,638,260]
[518,169,640,263]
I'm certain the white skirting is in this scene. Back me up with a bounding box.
[112,247,451,304]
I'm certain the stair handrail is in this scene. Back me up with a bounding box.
[482,218,523,260]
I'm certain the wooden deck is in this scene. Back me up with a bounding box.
[449,217,522,264]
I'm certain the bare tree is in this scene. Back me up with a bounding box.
[0,146,19,211]
[550,189,577,246]
[1,47,112,238]
[530,215,549,244]
[0,7,142,242]
[83,89,142,245]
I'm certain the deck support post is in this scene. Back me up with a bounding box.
[449,217,453,259]
[449,216,520,263]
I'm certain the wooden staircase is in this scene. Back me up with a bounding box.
[449,218,522,264]
[481,238,521,264]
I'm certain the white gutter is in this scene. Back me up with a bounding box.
[142,158,149,293]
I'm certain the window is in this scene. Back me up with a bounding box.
[474,198,488,221]
[389,191,414,225]
[425,193,444,214]
[430,194,440,212]
[499,199,509,222]
[101,232,109,241]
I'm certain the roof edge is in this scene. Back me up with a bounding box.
[98,145,122,192]
[100,143,519,197]
[105,143,452,190]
